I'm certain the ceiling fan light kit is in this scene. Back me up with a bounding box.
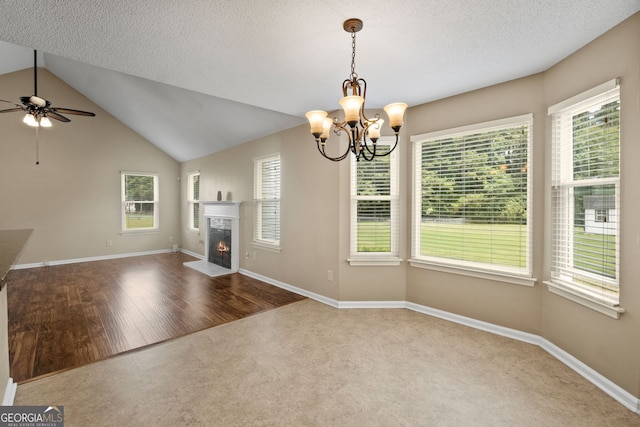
[306,18,407,162]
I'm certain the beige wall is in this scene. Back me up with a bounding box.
[540,14,640,397]
[0,69,181,264]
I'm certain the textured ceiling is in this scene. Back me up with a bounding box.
[1,1,639,161]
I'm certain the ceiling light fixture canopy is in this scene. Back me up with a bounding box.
[306,18,407,162]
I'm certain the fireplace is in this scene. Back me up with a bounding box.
[209,217,232,269]
[184,201,241,277]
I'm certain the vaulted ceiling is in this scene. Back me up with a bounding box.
[1,1,639,162]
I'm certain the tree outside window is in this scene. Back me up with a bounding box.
[121,172,158,231]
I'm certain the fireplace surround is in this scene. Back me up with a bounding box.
[184,201,241,277]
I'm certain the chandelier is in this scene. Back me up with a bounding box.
[305,18,407,162]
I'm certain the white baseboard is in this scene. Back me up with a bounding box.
[239,269,640,415]
[12,249,175,270]
[405,302,541,346]
[539,338,640,414]
[2,378,16,406]
[238,269,340,308]
[179,248,203,259]
[338,300,406,309]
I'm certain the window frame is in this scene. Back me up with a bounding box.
[594,209,607,223]
[121,171,159,233]
[253,154,281,251]
[546,79,623,318]
[410,114,534,286]
[187,171,200,232]
[348,136,400,266]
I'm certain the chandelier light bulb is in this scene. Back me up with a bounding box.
[339,95,364,126]
[367,119,383,140]
[320,117,333,141]
[384,103,408,129]
[305,110,328,138]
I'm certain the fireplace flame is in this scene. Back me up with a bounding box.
[216,240,229,253]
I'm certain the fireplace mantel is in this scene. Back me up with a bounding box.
[202,201,241,217]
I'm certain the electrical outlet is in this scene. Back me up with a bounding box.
[327,270,334,281]
[106,240,112,247]
[245,252,250,259]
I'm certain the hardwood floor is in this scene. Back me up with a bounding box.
[5,252,305,383]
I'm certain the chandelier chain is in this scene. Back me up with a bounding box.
[350,29,358,80]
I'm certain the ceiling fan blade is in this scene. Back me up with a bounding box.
[50,107,95,117]
[47,111,71,122]
[0,100,23,109]
[0,107,24,113]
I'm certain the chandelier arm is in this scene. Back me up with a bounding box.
[324,143,352,162]
[360,138,377,157]
[316,123,355,162]
[357,78,369,124]
[364,133,400,158]
[351,127,361,157]
[358,140,376,161]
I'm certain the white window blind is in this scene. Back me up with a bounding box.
[121,172,159,231]
[549,80,620,306]
[350,138,399,260]
[187,172,200,230]
[411,114,532,277]
[254,155,280,246]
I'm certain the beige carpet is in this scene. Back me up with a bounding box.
[14,299,640,426]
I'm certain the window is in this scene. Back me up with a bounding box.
[548,80,621,313]
[121,172,158,231]
[594,209,607,223]
[187,172,200,230]
[349,137,399,265]
[253,154,280,248]
[411,114,532,282]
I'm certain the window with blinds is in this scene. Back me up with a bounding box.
[411,114,532,277]
[187,172,200,230]
[548,80,620,306]
[121,172,159,231]
[254,154,280,247]
[349,138,399,262]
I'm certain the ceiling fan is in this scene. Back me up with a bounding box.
[0,49,95,127]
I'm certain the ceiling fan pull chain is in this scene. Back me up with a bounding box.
[35,126,40,165]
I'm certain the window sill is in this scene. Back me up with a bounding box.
[544,280,624,319]
[120,229,160,236]
[409,258,536,287]
[348,257,402,267]
[251,240,281,253]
